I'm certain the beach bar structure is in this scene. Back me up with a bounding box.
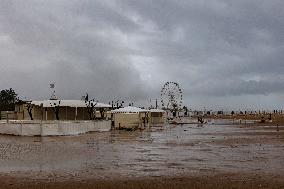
[0,100,113,136]
[14,100,111,121]
[110,106,149,129]
[149,109,166,124]
[110,107,166,129]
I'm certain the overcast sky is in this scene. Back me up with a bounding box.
[0,0,283,110]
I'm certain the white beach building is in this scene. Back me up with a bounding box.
[14,100,111,120]
[0,100,112,136]
[110,106,166,129]
[149,109,166,124]
[110,106,149,129]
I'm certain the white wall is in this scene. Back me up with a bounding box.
[0,120,111,136]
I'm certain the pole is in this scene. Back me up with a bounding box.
[45,108,48,121]
[75,107,77,120]
[23,105,25,120]
[155,99,158,109]
[41,103,43,122]
[40,103,43,136]
[65,106,67,120]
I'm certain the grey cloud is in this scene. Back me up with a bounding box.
[0,0,145,102]
[0,0,283,109]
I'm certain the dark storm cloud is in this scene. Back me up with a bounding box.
[0,0,283,108]
[121,0,284,98]
[0,0,146,101]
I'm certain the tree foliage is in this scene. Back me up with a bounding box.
[0,88,18,111]
[85,99,97,120]
[50,100,61,120]
[26,103,34,120]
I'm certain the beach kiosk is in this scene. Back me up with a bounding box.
[149,109,166,124]
[111,106,149,130]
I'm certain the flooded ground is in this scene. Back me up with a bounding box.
[0,120,283,189]
[0,120,283,184]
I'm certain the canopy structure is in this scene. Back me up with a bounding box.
[111,106,149,113]
[31,100,111,108]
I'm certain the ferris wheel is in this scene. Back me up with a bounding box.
[161,82,183,111]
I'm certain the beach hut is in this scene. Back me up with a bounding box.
[110,106,149,130]
[149,109,166,124]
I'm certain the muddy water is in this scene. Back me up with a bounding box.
[0,121,283,181]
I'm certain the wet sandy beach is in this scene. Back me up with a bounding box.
[0,120,283,188]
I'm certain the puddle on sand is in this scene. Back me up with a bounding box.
[0,122,283,180]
